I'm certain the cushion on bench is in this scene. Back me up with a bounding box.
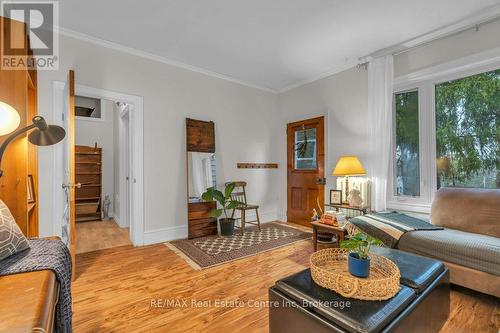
[397,228,500,276]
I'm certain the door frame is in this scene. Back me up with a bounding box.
[284,115,327,224]
[53,81,145,246]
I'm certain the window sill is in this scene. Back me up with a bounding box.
[387,200,431,214]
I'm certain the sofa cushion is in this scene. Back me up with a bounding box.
[431,187,500,238]
[0,200,29,260]
[398,228,500,276]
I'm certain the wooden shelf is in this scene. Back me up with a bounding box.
[75,145,102,222]
[75,152,101,155]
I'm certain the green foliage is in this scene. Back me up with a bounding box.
[340,232,383,260]
[201,182,243,220]
[435,69,499,188]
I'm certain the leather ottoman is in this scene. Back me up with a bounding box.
[269,247,450,333]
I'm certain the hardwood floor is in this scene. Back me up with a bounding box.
[73,239,499,333]
[75,220,131,254]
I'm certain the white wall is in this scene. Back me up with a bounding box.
[277,19,500,215]
[277,67,370,215]
[37,34,281,241]
[74,99,115,216]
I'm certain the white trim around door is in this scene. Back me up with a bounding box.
[53,82,145,246]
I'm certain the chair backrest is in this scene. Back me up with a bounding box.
[226,181,247,205]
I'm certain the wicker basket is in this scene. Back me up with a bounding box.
[310,248,400,301]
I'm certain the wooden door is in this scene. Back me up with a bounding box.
[287,116,325,226]
[62,70,76,279]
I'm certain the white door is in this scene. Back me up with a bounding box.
[61,70,76,279]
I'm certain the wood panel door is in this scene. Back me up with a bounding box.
[287,116,325,226]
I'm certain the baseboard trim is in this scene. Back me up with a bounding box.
[143,225,188,245]
[142,211,278,245]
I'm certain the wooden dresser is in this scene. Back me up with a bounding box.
[0,270,59,333]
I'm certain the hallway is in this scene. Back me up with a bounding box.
[75,220,131,254]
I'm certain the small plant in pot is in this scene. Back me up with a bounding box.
[201,182,242,236]
[340,232,383,278]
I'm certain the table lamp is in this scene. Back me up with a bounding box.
[332,156,366,205]
[0,101,66,177]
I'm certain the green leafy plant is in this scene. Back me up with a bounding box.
[340,232,383,260]
[201,182,243,220]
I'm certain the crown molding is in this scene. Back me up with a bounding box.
[57,27,278,94]
[277,59,360,93]
[367,4,500,59]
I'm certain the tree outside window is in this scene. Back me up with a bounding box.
[435,69,499,189]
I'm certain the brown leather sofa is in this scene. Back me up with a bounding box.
[398,188,500,297]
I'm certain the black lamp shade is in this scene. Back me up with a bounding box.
[28,124,66,146]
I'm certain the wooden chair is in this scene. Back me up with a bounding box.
[227,181,261,234]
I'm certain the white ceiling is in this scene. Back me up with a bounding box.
[59,0,500,92]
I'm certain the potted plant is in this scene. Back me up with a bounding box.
[340,232,383,278]
[201,182,242,236]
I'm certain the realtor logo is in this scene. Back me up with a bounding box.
[1,0,59,70]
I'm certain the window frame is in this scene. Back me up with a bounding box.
[389,48,500,213]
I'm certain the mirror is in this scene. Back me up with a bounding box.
[188,152,216,203]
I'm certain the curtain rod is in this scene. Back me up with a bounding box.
[357,11,500,67]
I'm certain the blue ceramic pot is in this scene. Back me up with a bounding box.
[348,252,370,278]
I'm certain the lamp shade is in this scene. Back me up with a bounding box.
[0,101,20,136]
[28,116,66,146]
[332,156,366,176]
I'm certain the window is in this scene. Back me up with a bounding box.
[391,55,500,212]
[435,69,499,189]
[394,90,420,197]
[294,128,317,169]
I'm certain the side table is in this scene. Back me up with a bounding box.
[310,221,348,251]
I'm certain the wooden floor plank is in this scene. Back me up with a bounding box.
[75,220,131,254]
[73,239,499,333]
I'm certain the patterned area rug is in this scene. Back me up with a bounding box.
[166,222,311,269]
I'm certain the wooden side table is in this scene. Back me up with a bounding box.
[324,204,368,218]
[311,221,348,251]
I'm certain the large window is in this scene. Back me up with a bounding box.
[435,69,499,189]
[391,60,499,212]
[394,90,420,197]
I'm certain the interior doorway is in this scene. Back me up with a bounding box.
[286,116,325,226]
[72,96,133,253]
[53,78,144,266]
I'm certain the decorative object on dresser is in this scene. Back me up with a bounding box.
[75,144,102,222]
[329,189,342,205]
[201,182,243,236]
[186,118,218,239]
[237,163,278,169]
[227,181,261,235]
[332,156,366,205]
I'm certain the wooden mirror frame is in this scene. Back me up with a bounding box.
[186,118,218,239]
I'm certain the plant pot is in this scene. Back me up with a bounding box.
[219,218,235,236]
[348,252,370,278]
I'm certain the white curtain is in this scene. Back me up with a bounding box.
[368,55,394,212]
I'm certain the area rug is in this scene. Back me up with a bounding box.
[166,222,311,270]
